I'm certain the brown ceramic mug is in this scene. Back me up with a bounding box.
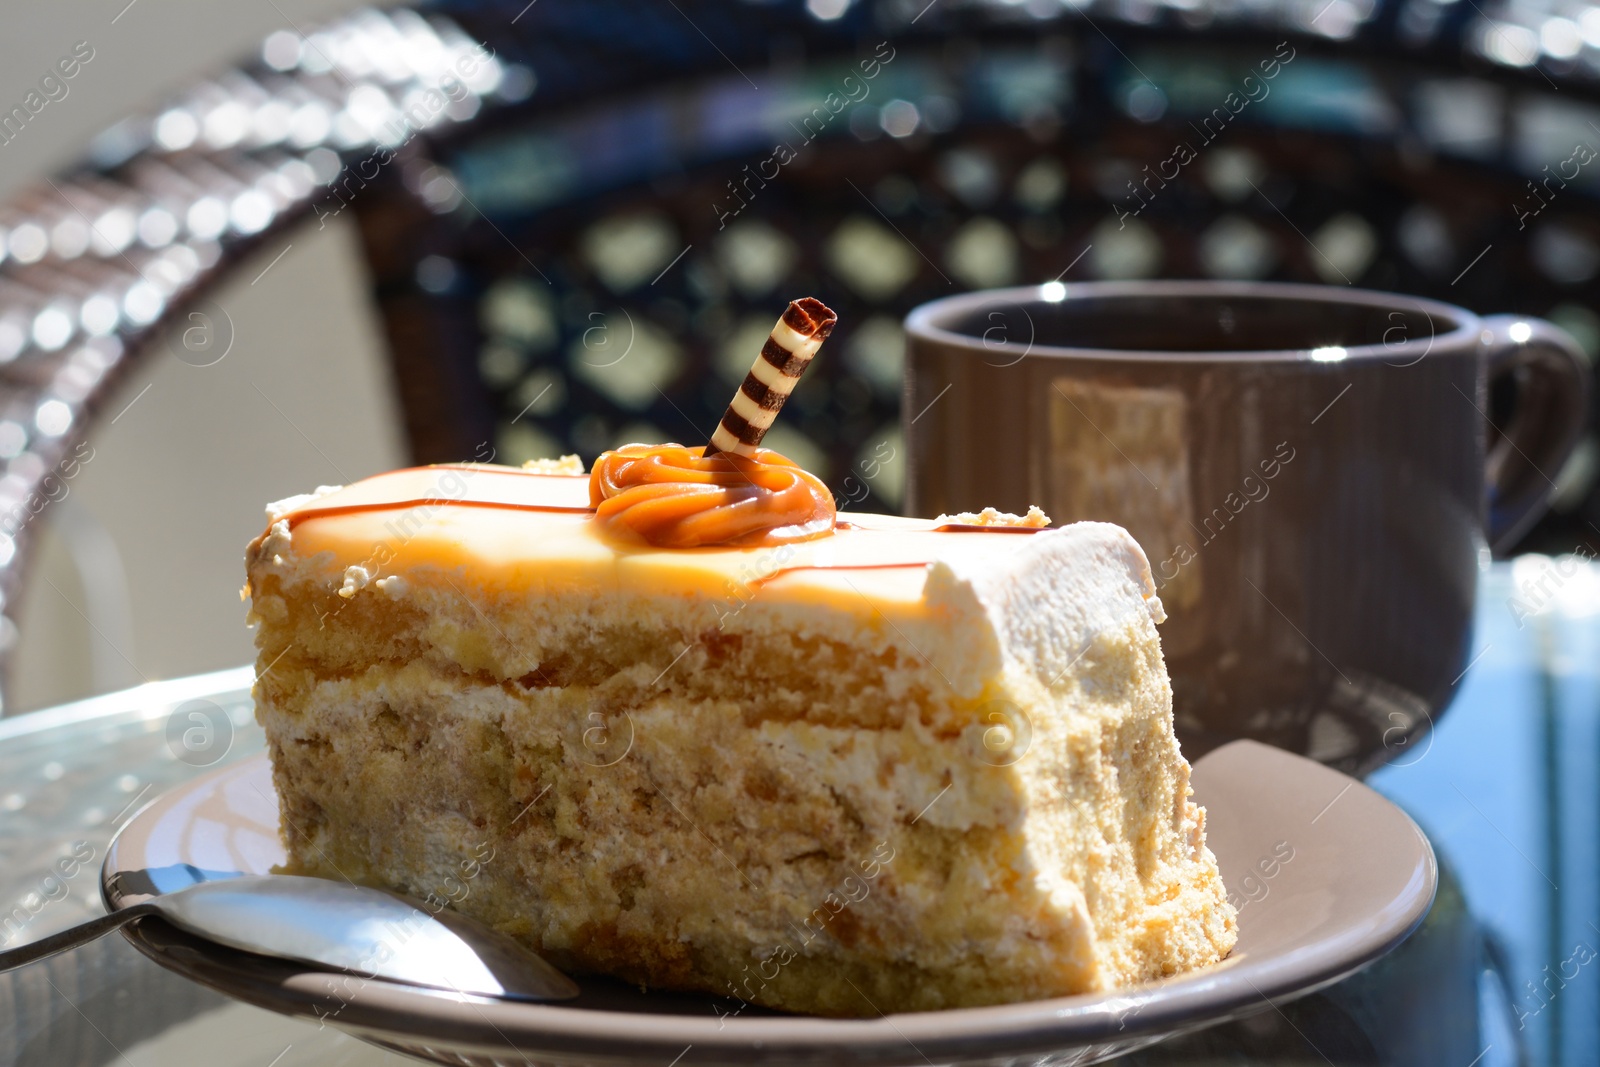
[903,281,1590,774]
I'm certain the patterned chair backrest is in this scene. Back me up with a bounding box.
[363,0,1600,544]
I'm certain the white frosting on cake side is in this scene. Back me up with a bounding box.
[920,521,1163,699]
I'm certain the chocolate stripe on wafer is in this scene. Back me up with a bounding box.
[704,297,837,458]
[739,371,787,411]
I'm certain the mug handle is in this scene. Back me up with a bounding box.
[1480,314,1591,553]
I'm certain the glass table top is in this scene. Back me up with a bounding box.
[0,560,1594,1066]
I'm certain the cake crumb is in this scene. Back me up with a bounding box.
[265,485,342,524]
[522,455,587,475]
[935,506,1052,528]
[255,520,294,566]
[375,575,408,599]
[338,565,373,598]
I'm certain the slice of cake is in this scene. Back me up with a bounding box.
[244,454,1236,1016]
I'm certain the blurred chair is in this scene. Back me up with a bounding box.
[1,0,1598,712]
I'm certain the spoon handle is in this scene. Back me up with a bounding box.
[0,905,156,973]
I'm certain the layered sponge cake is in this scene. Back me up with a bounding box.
[244,453,1235,1016]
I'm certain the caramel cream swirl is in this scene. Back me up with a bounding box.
[589,443,836,548]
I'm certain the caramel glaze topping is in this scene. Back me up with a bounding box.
[589,443,836,548]
[255,465,1057,603]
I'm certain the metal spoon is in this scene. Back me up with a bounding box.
[0,873,579,1001]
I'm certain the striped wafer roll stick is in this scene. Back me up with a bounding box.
[703,297,837,458]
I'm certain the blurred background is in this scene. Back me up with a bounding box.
[5,0,1600,713]
[0,0,405,711]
